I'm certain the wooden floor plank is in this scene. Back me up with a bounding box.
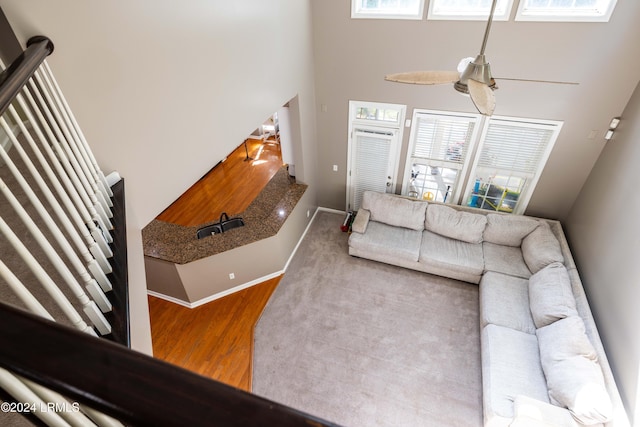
[148,276,281,392]
[156,138,283,227]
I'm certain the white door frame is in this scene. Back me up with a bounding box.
[346,100,406,211]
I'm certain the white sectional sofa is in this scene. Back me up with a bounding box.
[348,190,630,427]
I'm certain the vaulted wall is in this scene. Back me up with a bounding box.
[566,80,640,427]
[0,0,319,353]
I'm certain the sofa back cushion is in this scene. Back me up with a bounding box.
[361,191,427,231]
[483,214,540,247]
[521,221,564,274]
[425,204,487,244]
[536,316,613,425]
[528,262,577,329]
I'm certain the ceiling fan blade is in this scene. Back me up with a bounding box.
[468,79,496,116]
[494,77,579,85]
[385,71,460,85]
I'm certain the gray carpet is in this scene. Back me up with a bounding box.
[253,211,482,427]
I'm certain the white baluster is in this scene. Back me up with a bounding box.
[20,377,101,427]
[79,406,125,427]
[0,184,111,334]
[33,68,112,219]
[1,93,114,287]
[18,84,114,261]
[41,60,113,203]
[0,369,72,427]
[0,259,54,321]
[0,171,112,315]
[25,77,113,232]
[0,116,114,298]
[18,79,112,244]
[0,215,98,336]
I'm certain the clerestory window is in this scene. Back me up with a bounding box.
[351,0,426,19]
[352,0,618,22]
[427,0,513,21]
[515,0,618,22]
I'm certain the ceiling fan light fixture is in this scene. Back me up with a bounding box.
[454,54,496,95]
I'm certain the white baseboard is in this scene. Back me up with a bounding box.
[317,206,346,215]
[147,206,343,308]
[147,290,193,308]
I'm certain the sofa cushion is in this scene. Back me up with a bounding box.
[512,395,580,427]
[348,220,422,262]
[536,317,613,425]
[529,262,578,329]
[483,214,540,247]
[361,191,427,231]
[425,204,487,244]
[420,230,484,278]
[483,242,532,279]
[521,221,564,274]
[479,271,536,334]
[482,324,550,422]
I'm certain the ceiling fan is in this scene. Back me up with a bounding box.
[384,0,578,116]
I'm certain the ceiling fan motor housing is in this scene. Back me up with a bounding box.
[455,54,496,94]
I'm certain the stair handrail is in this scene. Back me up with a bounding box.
[0,35,53,117]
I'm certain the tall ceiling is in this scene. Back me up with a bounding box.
[311,0,640,219]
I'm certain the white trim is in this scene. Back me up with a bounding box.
[147,207,346,309]
[146,290,192,308]
[147,271,285,309]
[316,207,346,215]
[349,100,407,129]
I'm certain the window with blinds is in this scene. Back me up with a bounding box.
[465,117,562,214]
[402,111,481,204]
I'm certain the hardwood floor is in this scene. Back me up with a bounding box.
[150,136,285,391]
[156,138,283,227]
[148,276,281,392]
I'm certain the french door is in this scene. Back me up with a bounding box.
[346,101,406,211]
[348,127,400,211]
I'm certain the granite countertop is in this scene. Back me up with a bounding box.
[142,167,307,264]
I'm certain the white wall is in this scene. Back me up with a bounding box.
[311,0,640,220]
[566,81,640,426]
[0,0,318,354]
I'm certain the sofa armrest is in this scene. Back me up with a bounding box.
[351,209,370,234]
[510,395,582,427]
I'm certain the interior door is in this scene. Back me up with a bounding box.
[348,127,400,211]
